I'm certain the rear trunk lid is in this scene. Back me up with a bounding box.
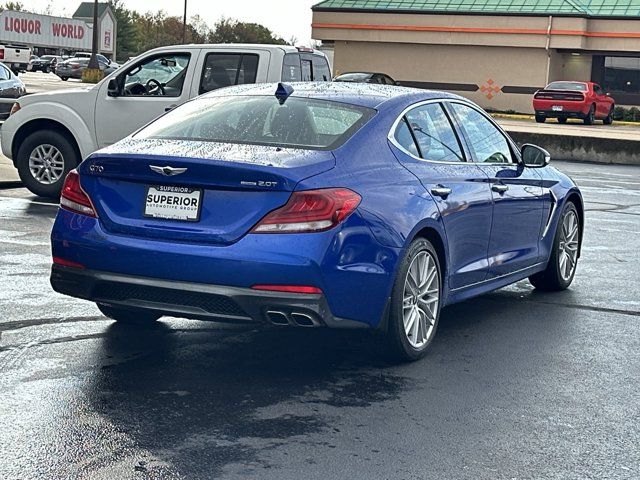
[533,89,585,102]
[79,139,335,245]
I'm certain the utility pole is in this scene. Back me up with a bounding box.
[87,0,100,69]
[182,0,188,43]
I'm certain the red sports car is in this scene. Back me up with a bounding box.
[532,81,615,125]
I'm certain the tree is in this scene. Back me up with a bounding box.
[0,2,25,11]
[108,0,137,61]
[209,18,287,45]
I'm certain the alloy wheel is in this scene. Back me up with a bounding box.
[28,144,65,185]
[402,251,440,348]
[558,210,579,281]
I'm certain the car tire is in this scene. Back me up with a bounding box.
[557,117,567,124]
[97,303,161,324]
[603,106,614,125]
[386,238,442,362]
[583,105,595,125]
[529,202,580,292]
[16,130,79,198]
[61,76,68,81]
[535,114,546,123]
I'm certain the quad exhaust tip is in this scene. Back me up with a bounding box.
[266,310,321,327]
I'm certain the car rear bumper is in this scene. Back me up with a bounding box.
[534,109,588,118]
[533,100,590,116]
[51,265,367,328]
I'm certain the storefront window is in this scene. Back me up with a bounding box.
[604,57,640,94]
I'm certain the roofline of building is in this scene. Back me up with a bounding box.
[311,6,639,21]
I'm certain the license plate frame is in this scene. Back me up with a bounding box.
[143,185,203,222]
[552,105,564,112]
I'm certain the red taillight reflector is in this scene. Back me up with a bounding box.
[0,50,4,60]
[251,188,361,234]
[252,285,323,294]
[53,256,85,269]
[60,170,97,217]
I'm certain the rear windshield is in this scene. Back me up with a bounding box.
[135,96,375,150]
[336,73,373,82]
[546,82,587,91]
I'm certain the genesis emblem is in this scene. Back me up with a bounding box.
[150,165,188,177]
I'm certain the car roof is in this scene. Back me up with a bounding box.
[151,43,325,56]
[202,82,464,109]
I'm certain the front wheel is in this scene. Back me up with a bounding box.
[603,106,614,125]
[529,202,580,291]
[97,304,161,324]
[16,130,79,198]
[386,238,442,362]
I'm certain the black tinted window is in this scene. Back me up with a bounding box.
[450,103,512,164]
[200,53,259,93]
[312,55,331,81]
[405,103,463,162]
[282,53,301,82]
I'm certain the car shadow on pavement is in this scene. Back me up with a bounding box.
[82,289,570,478]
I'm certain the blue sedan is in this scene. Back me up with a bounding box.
[50,82,583,361]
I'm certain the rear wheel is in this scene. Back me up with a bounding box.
[386,238,442,362]
[583,104,595,125]
[557,117,567,124]
[529,202,580,291]
[97,304,161,324]
[60,76,68,81]
[535,114,546,123]
[16,130,79,198]
[603,105,614,125]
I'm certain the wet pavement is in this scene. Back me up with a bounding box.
[1,161,639,479]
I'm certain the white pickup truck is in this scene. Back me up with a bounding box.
[0,44,31,74]
[2,44,331,197]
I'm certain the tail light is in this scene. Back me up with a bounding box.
[252,285,323,294]
[9,102,20,116]
[60,170,97,217]
[70,63,80,69]
[251,188,361,234]
[0,50,4,60]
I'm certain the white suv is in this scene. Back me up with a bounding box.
[2,44,331,197]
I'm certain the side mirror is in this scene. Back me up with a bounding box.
[521,144,550,168]
[107,78,119,97]
[395,81,401,86]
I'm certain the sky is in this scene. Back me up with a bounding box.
[26,0,320,44]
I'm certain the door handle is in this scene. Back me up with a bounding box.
[491,184,509,194]
[430,185,452,198]
[165,104,177,112]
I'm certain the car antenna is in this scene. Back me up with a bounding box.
[275,83,294,104]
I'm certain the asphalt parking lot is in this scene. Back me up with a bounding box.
[1,159,639,479]
[20,71,83,94]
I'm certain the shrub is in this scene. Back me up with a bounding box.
[81,68,104,84]
[614,105,626,120]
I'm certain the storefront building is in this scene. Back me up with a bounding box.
[0,2,116,59]
[311,1,640,112]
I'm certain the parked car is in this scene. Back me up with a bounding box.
[0,44,31,75]
[49,82,583,361]
[0,62,26,119]
[533,81,615,125]
[334,71,398,85]
[55,57,117,81]
[74,52,112,65]
[27,54,62,73]
[2,44,331,197]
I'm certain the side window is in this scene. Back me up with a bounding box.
[122,53,190,97]
[384,76,396,85]
[393,120,419,157]
[282,53,301,82]
[594,84,603,95]
[405,103,464,162]
[0,65,9,80]
[200,53,258,94]
[449,103,513,164]
[311,55,331,81]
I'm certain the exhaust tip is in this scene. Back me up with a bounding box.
[291,312,317,327]
[266,310,289,326]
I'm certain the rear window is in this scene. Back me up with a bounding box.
[135,96,375,151]
[546,82,587,91]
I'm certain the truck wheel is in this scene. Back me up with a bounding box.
[603,106,614,125]
[16,130,79,198]
[535,114,546,123]
[583,105,595,125]
[557,117,567,124]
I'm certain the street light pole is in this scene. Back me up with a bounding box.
[88,0,100,69]
[182,0,188,43]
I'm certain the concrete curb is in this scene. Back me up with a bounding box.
[505,130,640,165]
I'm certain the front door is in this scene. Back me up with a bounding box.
[94,51,194,149]
[447,102,544,278]
[389,101,493,290]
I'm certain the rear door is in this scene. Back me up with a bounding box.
[196,50,269,95]
[447,101,544,278]
[389,101,493,289]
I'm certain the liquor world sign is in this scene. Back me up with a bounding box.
[0,10,110,52]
